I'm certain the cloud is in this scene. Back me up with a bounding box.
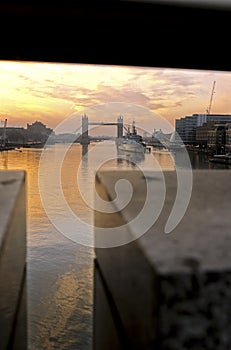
[1,61,231,131]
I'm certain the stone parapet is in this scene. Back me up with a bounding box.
[94,169,231,350]
[0,171,27,350]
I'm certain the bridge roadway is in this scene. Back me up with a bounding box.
[88,122,119,126]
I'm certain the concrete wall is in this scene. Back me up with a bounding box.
[0,171,27,350]
[94,169,231,350]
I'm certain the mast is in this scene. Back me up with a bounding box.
[132,120,137,135]
[1,118,7,148]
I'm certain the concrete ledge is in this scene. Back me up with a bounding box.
[94,169,231,350]
[0,171,27,350]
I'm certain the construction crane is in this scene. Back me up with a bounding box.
[206,80,216,115]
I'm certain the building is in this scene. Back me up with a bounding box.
[175,115,198,145]
[196,121,228,149]
[196,122,215,148]
[0,127,26,146]
[207,124,230,154]
[175,114,231,145]
[0,121,54,147]
[26,121,54,143]
[225,124,231,153]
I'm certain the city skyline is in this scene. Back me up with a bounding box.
[1,60,231,135]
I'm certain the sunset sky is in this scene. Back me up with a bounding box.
[1,60,231,135]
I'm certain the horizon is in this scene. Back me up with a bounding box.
[2,112,231,138]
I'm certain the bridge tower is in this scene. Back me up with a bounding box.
[81,114,90,145]
[117,116,123,139]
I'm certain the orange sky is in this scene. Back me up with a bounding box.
[1,60,231,135]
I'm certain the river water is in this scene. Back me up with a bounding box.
[0,141,230,350]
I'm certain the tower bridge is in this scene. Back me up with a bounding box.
[80,115,124,145]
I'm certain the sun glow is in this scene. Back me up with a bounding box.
[1,60,231,132]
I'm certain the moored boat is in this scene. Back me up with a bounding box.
[209,153,231,164]
[116,120,148,153]
[117,138,146,153]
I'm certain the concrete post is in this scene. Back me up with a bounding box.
[0,170,27,350]
[81,114,90,145]
[94,169,231,350]
[117,116,123,139]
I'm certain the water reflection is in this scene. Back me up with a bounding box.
[188,150,231,170]
[0,150,8,169]
[116,148,145,167]
[152,148,175,170]
[0,142,230,350]
[0,145,94,350]
[82,144,88,161]
[152,147,231,170]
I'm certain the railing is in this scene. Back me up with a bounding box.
[0,171,27,350]
[94,169,231,349]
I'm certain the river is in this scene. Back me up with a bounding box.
[0,141,230,350]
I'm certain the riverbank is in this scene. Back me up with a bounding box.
[0,146,15,152]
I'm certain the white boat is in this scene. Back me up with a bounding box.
[117,138,146,153]
[116,120,148,154]
[164,131,185,150]
[209,153,231,164]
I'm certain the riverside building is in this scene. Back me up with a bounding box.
[225,124,231,153]
[175,114,231,146]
